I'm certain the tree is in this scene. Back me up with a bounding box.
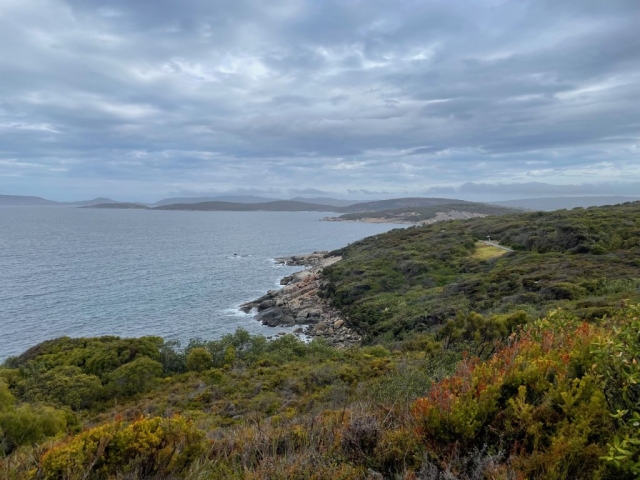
[186,348,212,372]
[107,357,163,397]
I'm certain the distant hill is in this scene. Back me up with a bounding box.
[338,197,470,213]
[83,202,149,209]
[289,197,363,208]
[492,196,640,211]
[0,194,62,206]
[154,200,337,212]
[0,195,119,206]
[85,197,498,215]
[68,197,118,206]
[153,195,278,207]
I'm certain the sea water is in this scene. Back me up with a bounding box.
[0,207,398,360]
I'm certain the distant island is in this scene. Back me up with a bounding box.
[82,197,522,223]
[4,192,640,213]
[0,194,119,207]
[83,202,149,209]
[154,200,337,212]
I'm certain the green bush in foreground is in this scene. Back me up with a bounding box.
[0,306,639,478]
[0,380,68,455]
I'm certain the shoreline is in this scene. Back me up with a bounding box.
[322,210,490,225]
[240,251,362,347]
[322,216,414,224]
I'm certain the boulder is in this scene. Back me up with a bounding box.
[259,299,275,310]
[313,322,328,333]
[256,307,284,326]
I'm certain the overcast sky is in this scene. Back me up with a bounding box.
[1,0,639,201]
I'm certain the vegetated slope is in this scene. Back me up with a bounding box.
[2,309,639,479]
[0,332,454,478]
[333,202,518,223]
[321,202,640,344]
[155,200,337,212]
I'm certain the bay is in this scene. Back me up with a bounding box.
[0,207,398,360]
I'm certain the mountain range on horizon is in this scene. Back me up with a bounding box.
[2,193,640,212]
[0,195,119,207]
[490,196,640,211]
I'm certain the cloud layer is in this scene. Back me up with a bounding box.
[1,0,639,200]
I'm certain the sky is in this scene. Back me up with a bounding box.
[0,0,639,202]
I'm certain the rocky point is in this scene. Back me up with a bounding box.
[240,252,361,347]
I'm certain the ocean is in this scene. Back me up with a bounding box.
[0,207,398,360]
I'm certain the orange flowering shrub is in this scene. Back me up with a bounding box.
[412,309,640,478]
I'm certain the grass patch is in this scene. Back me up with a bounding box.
[472,241,508,260]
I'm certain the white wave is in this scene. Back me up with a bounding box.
[222,306,254,317]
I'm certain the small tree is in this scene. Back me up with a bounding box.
[107,357,163,397]
[186,348,213,372]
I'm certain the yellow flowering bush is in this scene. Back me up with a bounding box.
[40,415,205,479]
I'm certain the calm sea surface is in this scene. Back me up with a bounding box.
[0,207,398,360]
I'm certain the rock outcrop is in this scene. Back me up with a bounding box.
[240,252,361,347]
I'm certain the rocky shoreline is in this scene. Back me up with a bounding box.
[239,252,362,347]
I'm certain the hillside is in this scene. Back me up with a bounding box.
[2,202,640,479]
[321,201,640,344]
[325,202,518,223]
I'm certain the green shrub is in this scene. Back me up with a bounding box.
[0,404,67,455]
[107,357,163,397]
[19,366,103,410]
[186,348,213,372]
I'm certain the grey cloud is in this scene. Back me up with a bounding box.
[0,0,639,201]
[426,181,640,198]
